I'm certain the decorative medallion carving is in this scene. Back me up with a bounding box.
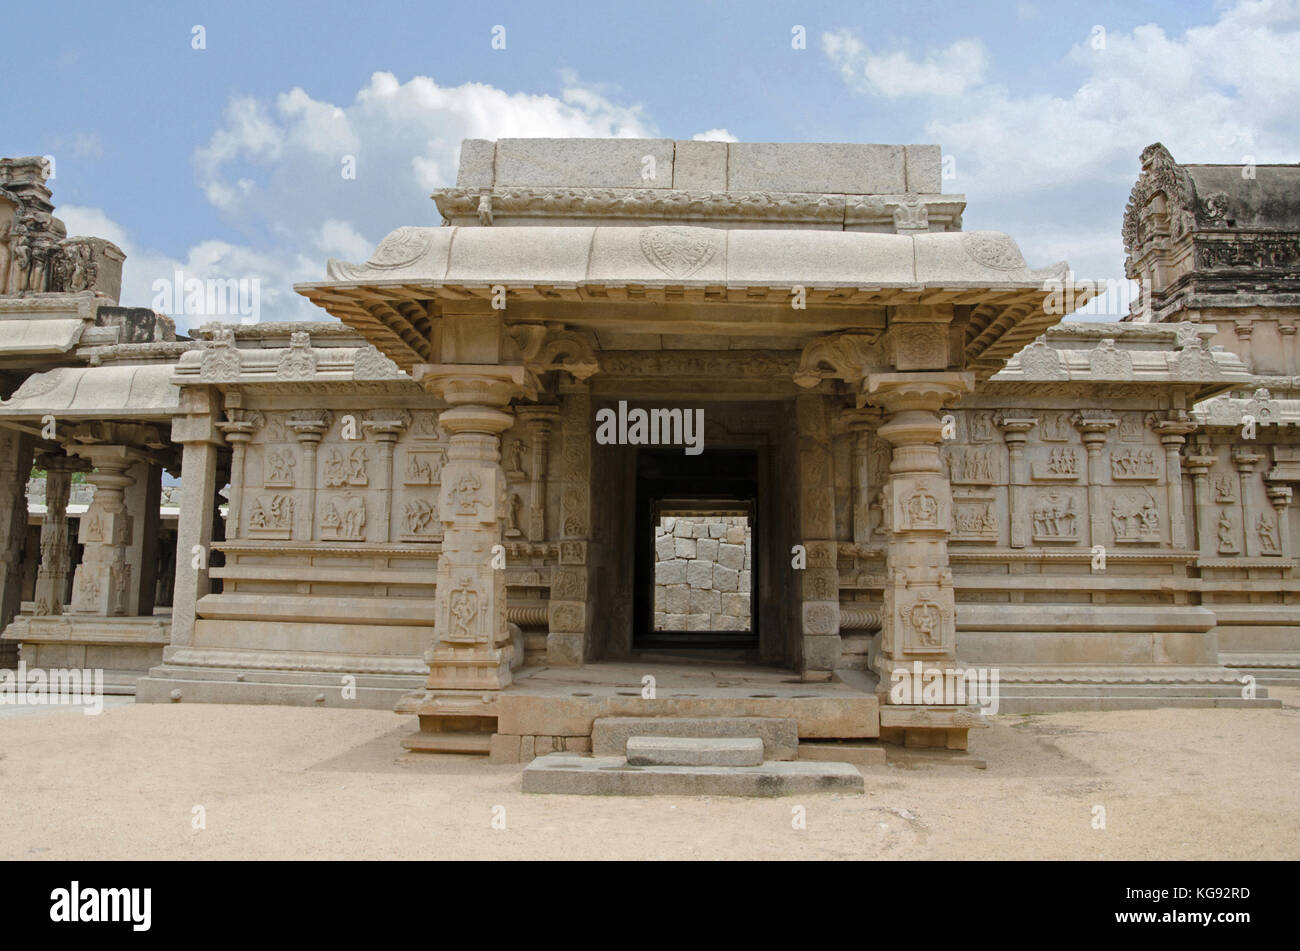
[962,230,1026,270]
[639,225,720,279]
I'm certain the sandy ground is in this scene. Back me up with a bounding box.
[1,688,1297,860]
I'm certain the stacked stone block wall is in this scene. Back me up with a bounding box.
[653,516,752,631]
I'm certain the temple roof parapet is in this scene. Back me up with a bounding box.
[436,139,966,231]
[993,320,1250,400]
[1123,142,1300,321]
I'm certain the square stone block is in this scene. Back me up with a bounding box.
[673,139,727,190]
[662,584,690,614]
[717,543,745,570]
[803,634,842,671]
[549,600,586,634]
[723,593,750,617]
[547,632,585,667]
[674,537,697,559]
[654,534,676,560]
[713,566,739,592]
[696,538,719,561]
[656,559,687,585]
[686,560,713,589]
[690,587,720,615]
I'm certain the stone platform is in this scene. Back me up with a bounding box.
[3,612,171,695]
[405,660,883,761]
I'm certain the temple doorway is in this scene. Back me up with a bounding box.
[634,448,758,651]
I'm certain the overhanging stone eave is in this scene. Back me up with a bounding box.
[295,277,1061,376]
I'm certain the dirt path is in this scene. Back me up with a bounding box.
[1,688,1296,860]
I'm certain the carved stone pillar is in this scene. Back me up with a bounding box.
[1073,412,1118,549]
[217,408,262,540]
[550,382,592,666]
[287,410,331,541]
[867,371,973,685]
[169,387,224,649]
[796,394,840,677]
[1266,483,1292,558]
[68,446,139,616]
[1184,446,1218,556]
[0,429,35,664]
[415,364,523,691]
[363,412,409,543]
[997,416,1037,549]
[32,453,80,616]
[1152,416,1197,549]
[517,404,560,543]
[1233,450,1264,557]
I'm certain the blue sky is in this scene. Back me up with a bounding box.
[7,0,1299,328]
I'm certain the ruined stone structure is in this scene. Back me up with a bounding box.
[0,140,1294,776]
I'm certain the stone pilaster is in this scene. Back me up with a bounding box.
[32,453,81,616]
[217,408,263,540]
[1266,483,1292,558]
[517,404,560,543]
[416,364,523,690]
[363,412,410,543]
[1151,416,1197,549]
[549,383,592,666]
[1184,446,1218,557]
[168,387,224,649]
[1233,450,1264,557]
[1073,412,1118,549]
[797,393,840,677]
[287,410,331,541]
[867,371,974,685]
[997,416,1037,549]
[0,429,35,665]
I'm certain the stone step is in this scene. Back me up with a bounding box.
[591,716,798,759]
[626,736,764,767]
[401,732,494,754]
[522,754,864,797]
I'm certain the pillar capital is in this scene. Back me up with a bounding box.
[867,371,974,416]
[414,364,525,437]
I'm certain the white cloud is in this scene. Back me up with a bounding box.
[59,204,323,333]
[56,73,662,332]
[825,0,1300,285]
[692,128,739,142]
[193,70,658,254]
[822,29,989,98]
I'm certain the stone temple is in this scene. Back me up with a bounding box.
[0,140,1295,785]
